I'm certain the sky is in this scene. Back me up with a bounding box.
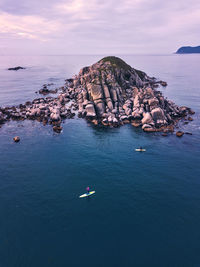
[0,0,200,55]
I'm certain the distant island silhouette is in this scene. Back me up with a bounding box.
[176,46,200,54]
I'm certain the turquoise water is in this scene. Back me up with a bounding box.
[0,55,200,267]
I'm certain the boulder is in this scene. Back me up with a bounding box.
[151,107,166,124]
[91,119,98,125]
[188,109,195,115]
[133,95,140,107]
[148,98,159,107]
[142,124,153,130]
[108,116,113,123]
[176,131,184,137]
[53,125,62,133]
[50,112,61,121]
[160,81,167,87]
[188,117,193,121]
[85,103,96,118]
[124,107,132,116]
[143,126,157,132]
[13,136,20,142]
[131,120,142,127]
[120,115,128,121]
[145,87,154,97]
[141,112,154,125]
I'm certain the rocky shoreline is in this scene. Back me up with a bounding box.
[0,56,195,135]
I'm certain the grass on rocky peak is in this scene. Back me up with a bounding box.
[134,69,146,80]
[99,56,132,71]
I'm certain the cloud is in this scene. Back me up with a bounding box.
[0,11,63,41]
[0,0,200,54]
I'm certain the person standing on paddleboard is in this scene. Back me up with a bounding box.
[86,187,90,195]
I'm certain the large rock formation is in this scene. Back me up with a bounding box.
[68,56,194,131]
[0,56,195,133]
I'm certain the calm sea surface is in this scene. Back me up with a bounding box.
[0,55,200,267]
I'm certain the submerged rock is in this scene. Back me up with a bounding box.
[39,88,58,95]
[38,84,58,95]
[185,132,192,135]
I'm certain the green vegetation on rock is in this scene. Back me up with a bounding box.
[99,56,132,71]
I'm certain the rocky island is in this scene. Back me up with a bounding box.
[0,57,194,134]
[176,46,200,54]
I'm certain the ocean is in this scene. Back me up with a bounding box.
[0,54,200,267]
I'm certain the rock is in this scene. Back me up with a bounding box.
[188,109,195,115]
[91,119,98,125]
[13,136,20,142]
[53,125,62,133]
[39,88,57,95]
[148,98,159,107]
[164,125,174,132]
[8,66,25,71]
[162,133,168,136]
[123,119,130,124]
[102,118,109,126]
[153,83,159,88]
[160,81,167,87]
[133,95,140,107]
[131,120,142,127]
[120,115,128,121]
[50,112,61,121]
[188,117,193,121]
[108,116,113,123]
[113,117,119,125]
[143,127,157,132]
[132,109,142,119]
[124,107,132,116]
[85,103,96,118]
[42,118,48,125]
[142,124,154,130]
[176,131,184,137]
[151,107,167,126]
[0,112,5,124]
[141,112,154,125]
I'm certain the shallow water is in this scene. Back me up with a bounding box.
[0,55,200,267]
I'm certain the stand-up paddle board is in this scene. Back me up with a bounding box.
[79,191,95,198]
[135,149,146,152]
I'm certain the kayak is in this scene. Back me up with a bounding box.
[79,191,96,198]
[135,149,146,152]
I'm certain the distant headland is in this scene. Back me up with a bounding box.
[176,46,200,54]
[0,56,194,136]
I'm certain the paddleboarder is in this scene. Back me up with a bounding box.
[86,186,90,195]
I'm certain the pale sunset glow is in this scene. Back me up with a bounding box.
[0,0,200,54]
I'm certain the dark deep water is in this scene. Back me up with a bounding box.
[0,55,200,267]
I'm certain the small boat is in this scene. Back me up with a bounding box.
[79,191,96,198]
[135,148,146,152]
